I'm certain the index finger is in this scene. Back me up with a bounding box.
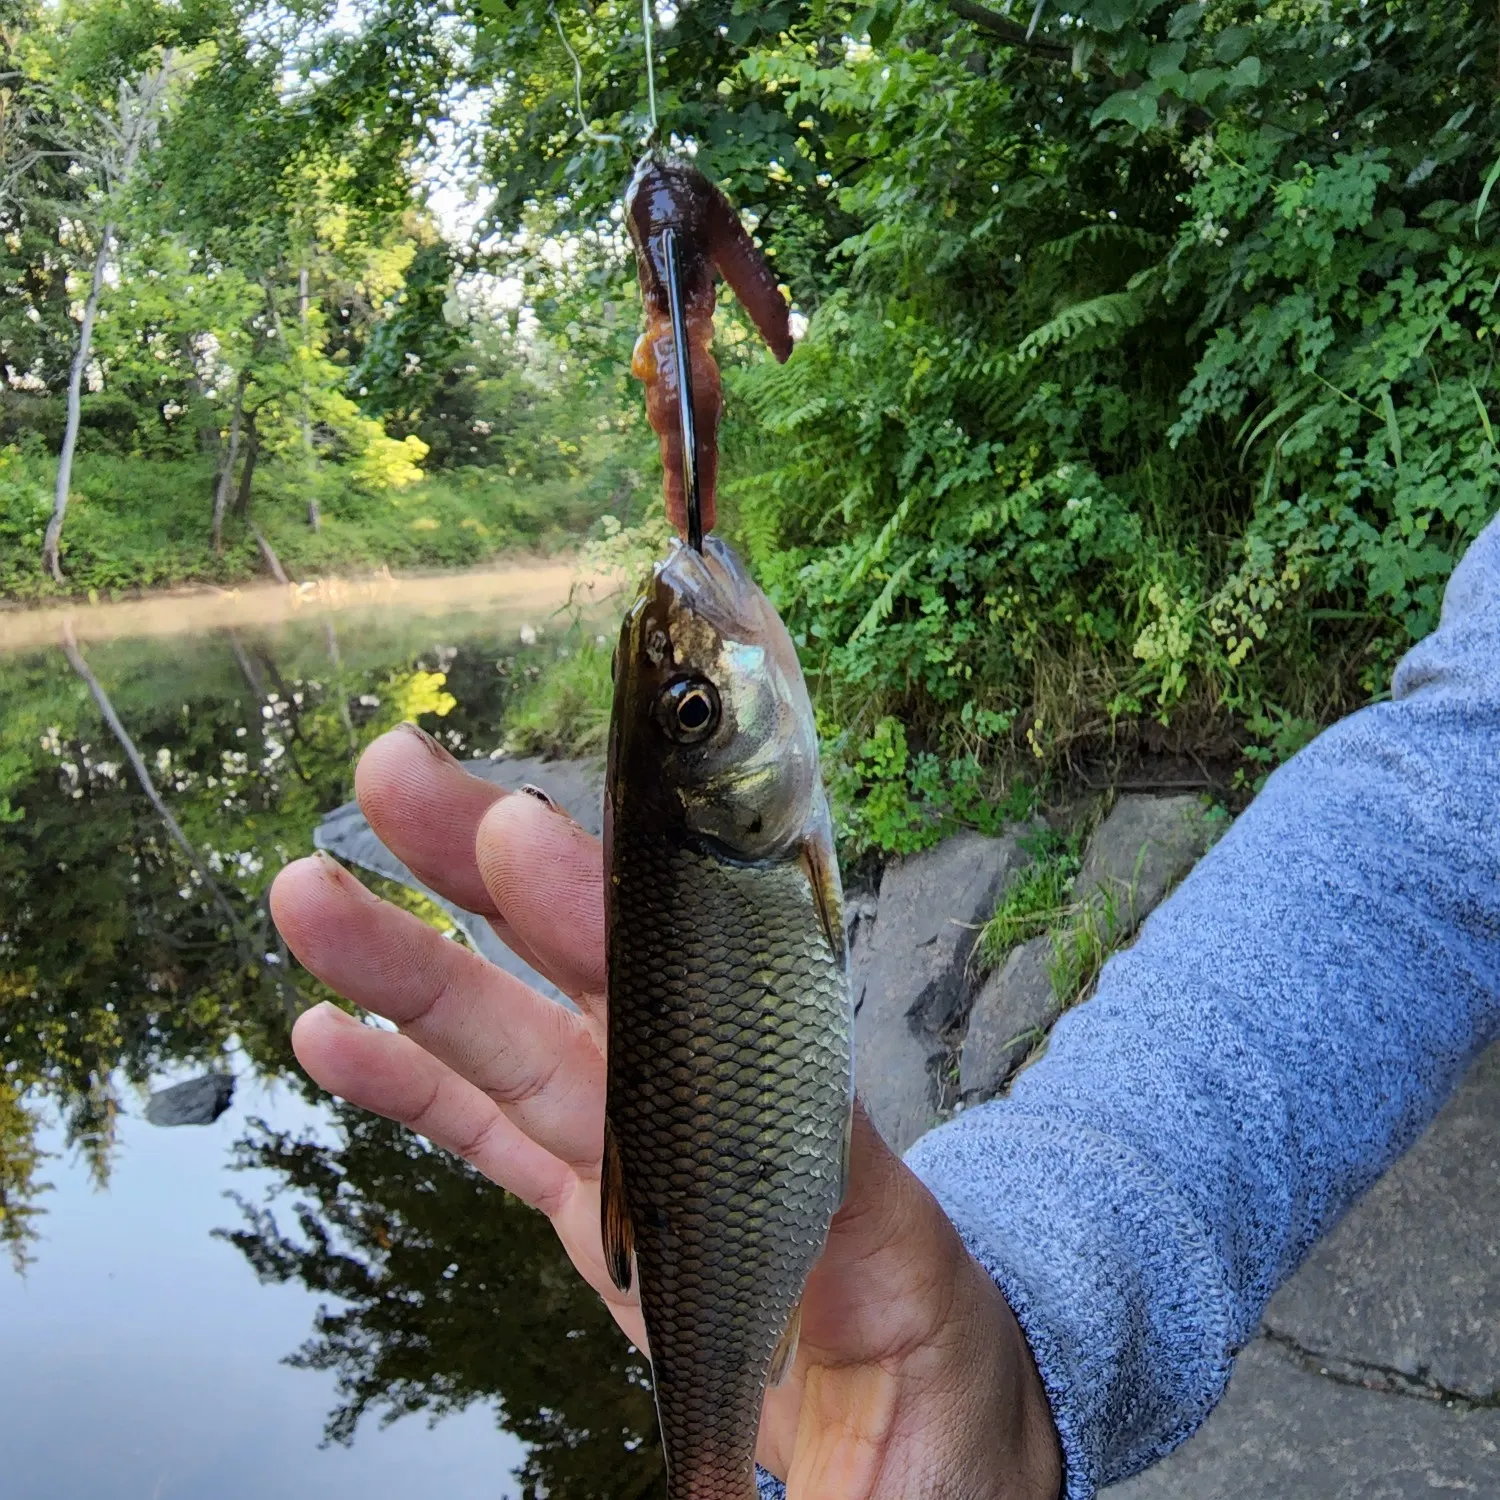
[354,725,606,1012]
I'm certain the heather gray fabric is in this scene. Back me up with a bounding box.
[757,510,1500,1500]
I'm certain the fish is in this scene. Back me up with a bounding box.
[602,534,853,1500]
[625,153,794,539]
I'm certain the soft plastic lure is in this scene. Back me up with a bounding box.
[624,154,793,544]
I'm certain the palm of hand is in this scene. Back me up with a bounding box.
[271,726,1060,1500]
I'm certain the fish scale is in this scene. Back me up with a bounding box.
[606,831,850,1500]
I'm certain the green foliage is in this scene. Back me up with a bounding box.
[823,713,1034,857]
[0,443,613,597]
[501,634,614,761]
[977,828,1083,967]
[708,0,1500,847]
[10,0,1500,853]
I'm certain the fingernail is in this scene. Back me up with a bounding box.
[399,720,455,762]
[313,849,381,902]
[519,784,580,824]
[313,1000,361,1028]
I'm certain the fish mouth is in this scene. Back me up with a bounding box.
[656,536,762,642]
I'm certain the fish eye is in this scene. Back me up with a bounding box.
[656,676,721,744]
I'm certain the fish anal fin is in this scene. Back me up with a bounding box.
[768,1300,802,1388]
[601,1118,635,1294]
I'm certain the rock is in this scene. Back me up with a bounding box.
[854,830,1031,1155]
[1109,1041,1500,1496]
[145,1073,235,1127]
[1075,794,1216,939]
[958,935,1057,1100]
[1106,1336,1500,1499]
[316,754,605,1007]
[844,891,879,978]
[1263,1042,1500,1399]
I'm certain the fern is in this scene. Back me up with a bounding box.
[1031,223,1166,264]
[1016,290,1149,360]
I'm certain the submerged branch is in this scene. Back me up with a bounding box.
[61,624,246,940]
[60,624,305,1017]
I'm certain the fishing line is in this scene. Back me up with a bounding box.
[642,0,660,144]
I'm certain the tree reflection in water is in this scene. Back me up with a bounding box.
[2,615,658,1495]
[220,1103,665,1500]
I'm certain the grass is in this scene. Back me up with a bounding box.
[977,819,1130,1028]
[1043,883,1126,1014]
[977,827,1083,969]
[500,633,613,760]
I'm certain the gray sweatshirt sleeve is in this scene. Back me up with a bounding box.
[900,511,1500,1497]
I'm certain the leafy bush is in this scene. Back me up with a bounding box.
[0,444,624,598]
[719,0,1500,844]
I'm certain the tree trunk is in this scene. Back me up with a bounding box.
[42,223,113,583]
[250,524,290,584]
[210,373,246,556]
[233,410,259,517]
[298,265,320,531]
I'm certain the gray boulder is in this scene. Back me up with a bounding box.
[1106,1335,1500,1499]
[1074,793,1217,939]
[959,935,1056,1100]
[145,1073,235,1127]
[316,754,605,1006]
[854,830,1031,1155]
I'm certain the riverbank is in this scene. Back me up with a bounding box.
[0,446,626,605]
[0,557,616,653]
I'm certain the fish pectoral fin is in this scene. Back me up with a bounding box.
[601,1118,635,1294]
[768,1300,803,1388]
[799,837,846,966]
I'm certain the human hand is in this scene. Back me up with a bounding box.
[270,724,1062,1500]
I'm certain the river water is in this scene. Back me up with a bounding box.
[0,585,663,1500]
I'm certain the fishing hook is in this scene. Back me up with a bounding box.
[662,226,703,552]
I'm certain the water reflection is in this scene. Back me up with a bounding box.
[0,603,663,1498]
[225,1105,661,1499]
